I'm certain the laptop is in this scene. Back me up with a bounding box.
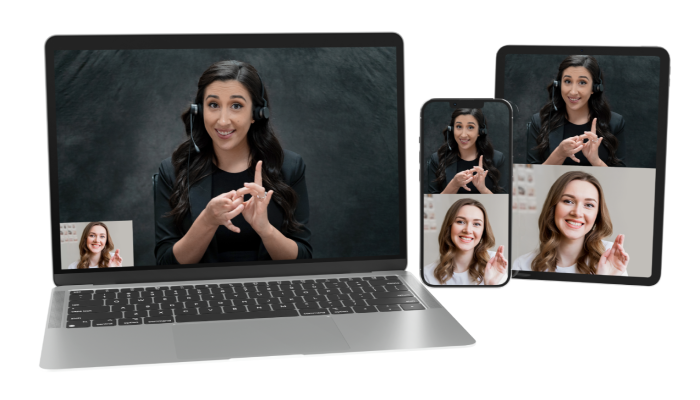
[40,33,475,369]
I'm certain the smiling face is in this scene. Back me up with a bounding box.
[554,179,600,242]
[202,80,255,155]
[86,225,107,255]
[560,66,594,113]
[450,205,485,253]
[453,114,479,153]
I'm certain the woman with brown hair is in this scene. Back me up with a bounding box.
[513,171,629,275]
[423,198,508,285]
[67,222,122,269]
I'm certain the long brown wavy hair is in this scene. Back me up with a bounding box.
[434,198,496,284]
[531,171,612,273]
[77,222,114,269]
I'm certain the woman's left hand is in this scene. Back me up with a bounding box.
[108,249,122,268]
[596,234,629,275]
[484,245,508,285]
[581,118,606,166]
[236,160,275,237]
[470,155,492,194]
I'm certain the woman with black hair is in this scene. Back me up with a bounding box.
[527,55,626,167]
[154,60,311,265]
[426,108,506,194]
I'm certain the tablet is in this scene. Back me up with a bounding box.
[495,46,669,285]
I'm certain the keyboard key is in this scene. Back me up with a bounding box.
[366,297,419,306]
[195,284,219,289]
[349,293,373,300]
[125,311,149,318]
[176,310,299,323]
[249,305,272,312]
[210,300,233,307]
[387,285,408,291]
[376,305,402,312]
[134,304,159,311]
[113,305,135,312]
[69,294,93,301]
[200,307,223,314]
[174,308,198,316]
[319,301,344,308]
[271,304,296,311]
[223,306,246,313]
[68,306,110,314]
[66,320,91,328]
[352,306,377,313]
[328,307,354,314]
[232,299,256,306]
[68,300,103,307]
[145,316,174,324]
[70,290,94,295]
[384,276,401,281]
[300,309,329,316]
[105,299,129,306]
[295,302,321,310]
[118,318,142,326]
[92,318,117,327]
[95,289,119,293]
[400,304,426,311]
[67,312,122,321]
[373,291,414,298]
[150,309,173,317]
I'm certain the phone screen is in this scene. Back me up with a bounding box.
[420,99,512,286]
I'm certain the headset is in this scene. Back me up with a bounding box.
[444,118,487,151]
[551,59,604,112]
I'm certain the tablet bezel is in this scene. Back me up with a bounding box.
[46,33,407,286]
[495,45,669,286]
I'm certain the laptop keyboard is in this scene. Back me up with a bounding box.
[65,276,426,328]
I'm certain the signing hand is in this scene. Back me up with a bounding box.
[596,234,629,276]
[580,118,606,166]
[236,160,275,237]
[108,249,122,268]
[470,155,491,194]
[448,169,474,192]
[554,135,585,163]
[484,245,508,285]
[203,190,246,232]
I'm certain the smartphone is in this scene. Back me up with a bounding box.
[420,99,513,287]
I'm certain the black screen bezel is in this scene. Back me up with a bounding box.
[419,98,513,288]
[495,45,669,286]
[46,33,407,286]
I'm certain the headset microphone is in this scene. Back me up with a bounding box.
[551,80,560,112]
[189,104,201,153]
[445,125,453,151]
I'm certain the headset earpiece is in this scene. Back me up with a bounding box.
[479,126,487,136]
[593,70,604,93]
[252,75,270,121]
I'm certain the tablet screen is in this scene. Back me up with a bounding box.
[499,50,667,281]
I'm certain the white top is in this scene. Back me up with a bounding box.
[513,240,628,276]
[424,250,505,285]
[67,252,116,270]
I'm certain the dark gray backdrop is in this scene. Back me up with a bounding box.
[55,47,400,266]
[421,101,511,193]
[504,54,660,168]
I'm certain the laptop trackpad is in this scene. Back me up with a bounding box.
[173,317,350,360]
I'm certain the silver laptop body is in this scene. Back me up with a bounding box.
[40,33,474,369]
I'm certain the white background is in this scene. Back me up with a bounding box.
[1,1,696,399]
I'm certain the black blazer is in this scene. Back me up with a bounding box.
[154,149,312,265]
[526,112,626,166]
[425,150,507,194]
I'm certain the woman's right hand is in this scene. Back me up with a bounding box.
[553,136,585,163]
[202,190,245,232]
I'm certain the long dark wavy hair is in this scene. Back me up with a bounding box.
[531,171,613,274]
[434,198,496,284]
[433,108,502,193]
[166,60,301,234]
[535,55,622,166]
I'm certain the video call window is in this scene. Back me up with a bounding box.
[505,53,662,277]
[53,47,402,272]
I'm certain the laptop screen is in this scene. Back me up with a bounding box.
[47,35,406,280]
[497,49,668,281]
